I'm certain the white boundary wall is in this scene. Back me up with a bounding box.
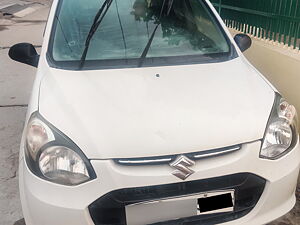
[230,29,300,124]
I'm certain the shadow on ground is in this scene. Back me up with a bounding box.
[13,218,25,225]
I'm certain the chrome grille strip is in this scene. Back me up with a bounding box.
[192,145,241,159]
[117,158,173,165]
[114,144,242,166]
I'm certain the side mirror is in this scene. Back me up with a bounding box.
[9,43,40,67]
[234,34,252,52]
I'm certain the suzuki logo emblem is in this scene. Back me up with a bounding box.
[170,156,195,180]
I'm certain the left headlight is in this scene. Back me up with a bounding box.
[260,93,298,159]
[25,112,96,185]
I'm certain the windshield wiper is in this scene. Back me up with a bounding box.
[138,0,174,67]
[79,0,113,69]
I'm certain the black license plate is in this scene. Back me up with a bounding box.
[198,192,234,214]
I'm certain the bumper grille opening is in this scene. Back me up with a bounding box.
[88,173,266,225]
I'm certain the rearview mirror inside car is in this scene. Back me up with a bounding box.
[234,34,252,52]
[9,43,40,67]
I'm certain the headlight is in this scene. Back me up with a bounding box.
[260,93,298,159]
[25,112,96,185]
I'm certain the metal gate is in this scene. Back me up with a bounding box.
[210,0,300,49]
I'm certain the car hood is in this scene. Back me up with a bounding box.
[39,58,274,159]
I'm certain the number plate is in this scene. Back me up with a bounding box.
[126,190,235,225]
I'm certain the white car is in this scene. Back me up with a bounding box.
[9,0,300,224]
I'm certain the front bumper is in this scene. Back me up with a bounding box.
[20,141,300,225]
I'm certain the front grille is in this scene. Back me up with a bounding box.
[114,144,241,166]
[88,173,266,225]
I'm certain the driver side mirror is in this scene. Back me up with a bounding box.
[234,34,252,52]
[9,43,40,67]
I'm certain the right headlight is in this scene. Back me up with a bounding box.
[260,93,298,159]
[25,112,96,185]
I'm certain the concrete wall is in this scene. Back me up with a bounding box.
[230,29,300,124]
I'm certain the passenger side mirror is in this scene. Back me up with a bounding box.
[234,34,252,52]
[9,43,40,67]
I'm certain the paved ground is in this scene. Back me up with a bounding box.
[0,1,299,225]
[0,1,50,225]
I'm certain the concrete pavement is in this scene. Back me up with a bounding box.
[0,107,26,225]
[0,49,36,106]
[0,1,50,225]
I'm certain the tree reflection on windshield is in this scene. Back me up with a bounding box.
[51,0,231,69]
[131,0,216,50]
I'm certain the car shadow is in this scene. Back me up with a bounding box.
[13,218,25,225]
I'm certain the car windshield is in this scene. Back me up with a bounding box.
[49,0,233,70]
